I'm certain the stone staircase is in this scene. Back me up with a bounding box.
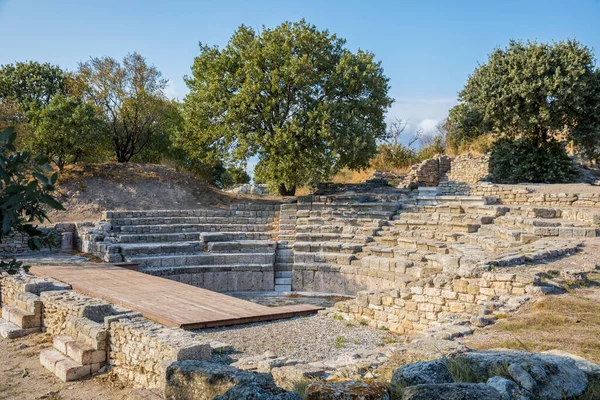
[0,292,42,339]
[81,205,280,292]
[287,193,600,295]
[40,316,107,382]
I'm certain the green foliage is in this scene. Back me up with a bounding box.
[183,20,393,195]
[457,39,600,160]
[445,104,491,153]
[416,134,446,161]
[227,167,251,185]
[0,127,64,274]
[0,61,67,116]
[77,53,169,162]
[371,119,417,172]
[33,95,109,169]
[489,137,580,184]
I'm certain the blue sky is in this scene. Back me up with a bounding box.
[1,0,599,140]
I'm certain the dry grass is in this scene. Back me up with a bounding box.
[463,295,600,364]
[331,168,374,184]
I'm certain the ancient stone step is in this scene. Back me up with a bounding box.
[293,241,363,254]
[295,224,379,236]
[129,252,276,268]
[40,348,100,382]
[108,215,276,227]
[117,232,202,243]
[54,336,106,365]
[118,223,274,234]
[392,219,481,234]
[207,240,277,253]
[104,209,277,219]
[478,225,539,243]
[297,216,386,228]
[295,232,373,244]
[2,306,41,329]
[119,241,205,256]
[293,251,356,265]
[0,318,39,339]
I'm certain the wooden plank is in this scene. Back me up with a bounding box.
[30,263,322,329]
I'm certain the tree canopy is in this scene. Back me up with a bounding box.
[33,95,108,169]
[77,53,169,162]
[452,39,600,159]
[182,20,393,195]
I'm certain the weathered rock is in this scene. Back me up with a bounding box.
[307,380,390,400]
[271,365,327,390]
[463,351,588,400]
[164,361,278,400]
[391,359,452,386]
[486,376,532,400]
[214,381,302,400]
[401,383,504,400]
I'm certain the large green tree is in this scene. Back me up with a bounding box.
[0,61,68,143]
[452,39,600,158]
[183,20,393,195]
[77,53,169,162]
[33,95,108,169]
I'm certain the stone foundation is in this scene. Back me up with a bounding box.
[0,274,214,389]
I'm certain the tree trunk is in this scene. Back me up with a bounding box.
[278,183,296,196]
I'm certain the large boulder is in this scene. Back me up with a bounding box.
[486,376,533,400]
[463,351,588,399]
[214,381,301,400]
[391,359,453,386]
[307,380,390,400]
[401,383,504,400]
[164,361,294,400]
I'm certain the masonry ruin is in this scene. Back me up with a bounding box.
[1,153,599,398]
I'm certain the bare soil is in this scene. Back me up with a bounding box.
[48,163,282,222]
[0,333,133,400]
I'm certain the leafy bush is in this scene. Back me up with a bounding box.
[0,127,64,274]
[489,137,580,183]
[371,143,416,172]
[416,134,446,162]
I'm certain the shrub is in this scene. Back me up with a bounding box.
[371,143,416,172]
[489,137,580,183]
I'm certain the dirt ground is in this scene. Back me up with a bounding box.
[0,333,134,400]
[48,163,282,222]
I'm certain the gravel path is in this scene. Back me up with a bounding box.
[197,314,405,362]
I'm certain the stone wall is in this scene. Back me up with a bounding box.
[333,271,552,336]
[107,315,212,389]
[439,153,490,195]
[470,183,600,208]
[0,223,77,254]
[1,274,213,389]
[400,155,452,188]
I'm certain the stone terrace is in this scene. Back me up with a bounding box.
[72,186,600,337]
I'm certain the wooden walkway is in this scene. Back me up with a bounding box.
[30,263,322,330]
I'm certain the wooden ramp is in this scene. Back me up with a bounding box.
[30,263,322,330]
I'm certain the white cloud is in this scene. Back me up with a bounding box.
[164,79,179,100]
[386,96,458,146]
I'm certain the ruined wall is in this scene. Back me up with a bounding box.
[439,153,491,195]
[0,223,77,254]
[1,274,212,389]
[470,184,600,208]
[400,155,452,188]
[333,271,552,335]
[107,315,211,388]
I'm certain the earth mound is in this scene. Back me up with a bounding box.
[49,163,280,222]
